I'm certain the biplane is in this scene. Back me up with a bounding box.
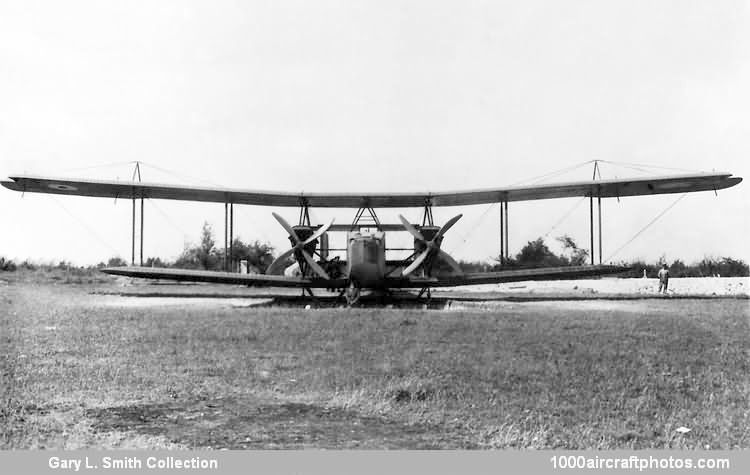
[2,170,741,303]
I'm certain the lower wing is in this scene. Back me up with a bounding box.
[102,264,628,288]
[390,264,630,288]
[101,266,347,288]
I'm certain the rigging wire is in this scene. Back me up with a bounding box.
[600,162,659,176]
[446,202,498,255]
[234,204,275,245]
[137,161,224,188]
[146,199,191,241]
[604,193,688,262]
[26,160,138,177]
[46,196,123,257]
[598,160,702,174]
[509,160,595,186]
[542,197,587,239]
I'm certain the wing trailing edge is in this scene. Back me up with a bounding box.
[101,264,629,289]
[3,171,741,208]
[396,264,631,288]
[100,266,347,288]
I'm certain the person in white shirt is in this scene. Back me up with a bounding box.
[657,264,670,294]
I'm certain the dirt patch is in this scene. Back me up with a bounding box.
[87,397,475,449]
[96,296,274,308]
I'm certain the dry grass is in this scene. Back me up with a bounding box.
[1,277,748,449]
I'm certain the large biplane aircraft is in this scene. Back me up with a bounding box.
[2,170,742,303]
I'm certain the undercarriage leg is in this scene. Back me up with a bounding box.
[417,287,432,301]
[345,281,361,306]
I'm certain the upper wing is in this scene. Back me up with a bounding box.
[101,266,347,288]
[388,264,630,288]
[2,172,741,208]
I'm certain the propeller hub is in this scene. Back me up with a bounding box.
[398,214,463,277]
[266,213,334,279]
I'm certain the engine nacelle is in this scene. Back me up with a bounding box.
[289,226,318,265]
[413,226,443,253]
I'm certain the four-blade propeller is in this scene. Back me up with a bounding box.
[398,214,464,277]
[266,212,334,279]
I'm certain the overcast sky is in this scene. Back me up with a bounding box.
[1,0,747,266]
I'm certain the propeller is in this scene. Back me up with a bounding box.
[266,212,334,279]
[398,214,464,277]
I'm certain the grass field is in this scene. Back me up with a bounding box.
[1,275,748,449]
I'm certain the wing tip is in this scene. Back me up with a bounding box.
[2,180,22,191]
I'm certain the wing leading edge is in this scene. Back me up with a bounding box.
[100,266,348,288]
[392,264,630,288]
[2,172,741,208]
[101,264,628,288]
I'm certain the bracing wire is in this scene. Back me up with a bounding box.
[146,199,191,240]
[30,160,138,177]
[446,202,498,255]
[542,196,587,238]
[234,204,275,245]
[600,162,660,176]
[599,160,702,174]
[509,160,595,186]
[604,193,688,262]
[137,161,224,188]
[47,196,123,257]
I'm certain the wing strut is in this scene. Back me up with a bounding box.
[590,162,603,265]
[230,203,234,270]
[131,162,144,266]
[223,202,235,272]
[589,194,594,265]
[598,194,602,264]
[499,201,504,265]
[499,200,509,265]
[503,200,509,263]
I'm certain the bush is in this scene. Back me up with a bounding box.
[106,257,128,267]
[0,257,17,272]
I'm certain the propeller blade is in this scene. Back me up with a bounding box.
[401,249,430,277]
[398,214,425,241]
[301,250,330,279]
[272,212,301,245]
[437,248,464,275]
[434,214,463,241]
[304,218,335,245]
[266,247,296,275]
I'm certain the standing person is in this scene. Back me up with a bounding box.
[657,264,670,294]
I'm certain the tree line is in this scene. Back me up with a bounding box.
[457,235,749,277]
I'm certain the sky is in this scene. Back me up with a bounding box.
[1,0,748,266]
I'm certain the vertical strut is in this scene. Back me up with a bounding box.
[591,161,600,266]
[131,193,135,266]
[139,195,144,266]
[597,194,602,264]
[499,201,505,265]
[229,203,234,272]
[503,201,509,261]
[422,203,434,226]
[589,195,594,265]
[224,202,228,272]
[130,162,142,267]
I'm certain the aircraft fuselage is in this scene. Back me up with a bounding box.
[346,231,387,287]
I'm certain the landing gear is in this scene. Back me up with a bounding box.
[417,287,432,302]
[345,280,361,306]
